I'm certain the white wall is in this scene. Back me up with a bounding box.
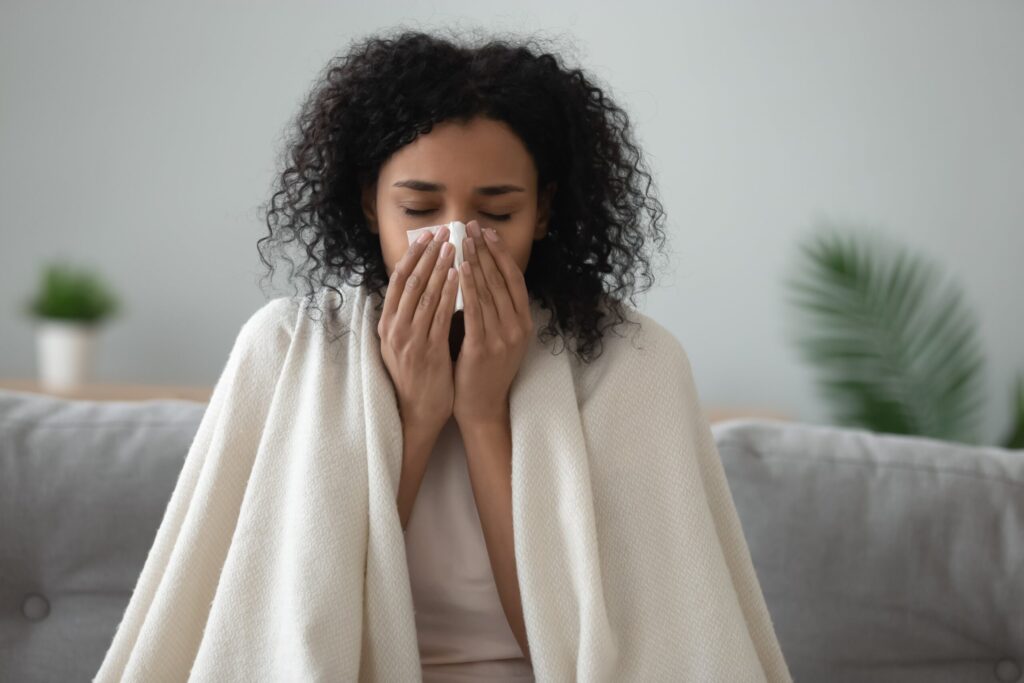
[2,0,1021,443]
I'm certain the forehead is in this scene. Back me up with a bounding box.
[380,117,536,186]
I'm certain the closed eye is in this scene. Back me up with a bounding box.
[402,208,512,221]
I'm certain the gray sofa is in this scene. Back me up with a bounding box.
[1,387,1021,682]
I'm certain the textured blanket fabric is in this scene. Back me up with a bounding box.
[93,283,792,682]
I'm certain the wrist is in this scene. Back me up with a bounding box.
[399,402,447,435]
[454,394,510,427]
[403,417,443,447]
[454,408,510,433]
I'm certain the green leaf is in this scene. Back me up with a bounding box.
[784,226,985,443]
[24,260,120,323]
[1002,374,1024,450]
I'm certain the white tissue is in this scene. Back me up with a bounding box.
[405,220,468,313]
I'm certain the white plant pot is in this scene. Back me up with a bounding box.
[35,319,98,391]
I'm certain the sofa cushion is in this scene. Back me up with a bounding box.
[713,418,1024,683]
[3,386,1022,683]
[0,388,205,683]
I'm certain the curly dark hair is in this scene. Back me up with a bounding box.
[256,26,672,364]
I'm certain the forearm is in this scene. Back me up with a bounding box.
[458,414,531,663]
[397,423,440,531]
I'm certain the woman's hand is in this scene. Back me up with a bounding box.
[378,224,460,437]
[453,219,534,427]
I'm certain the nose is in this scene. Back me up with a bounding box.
[442,217,470,229]
[440,219,472,244]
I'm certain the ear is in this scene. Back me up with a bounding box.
[361,181,379,235]
[534,181,557,240]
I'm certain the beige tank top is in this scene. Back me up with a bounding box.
[402,416,535,682]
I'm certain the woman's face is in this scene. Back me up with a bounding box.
[361,116,555,279]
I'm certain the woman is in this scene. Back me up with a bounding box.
[257,28,667,680]
[95,27,791,683]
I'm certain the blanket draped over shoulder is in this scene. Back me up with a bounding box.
[94,282,792,682]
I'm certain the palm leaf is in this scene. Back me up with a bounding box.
[1002,374,1024,449]
[784,226,986,444]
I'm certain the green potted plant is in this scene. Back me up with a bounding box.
[23,261,121,390]
[784,224,1023,449]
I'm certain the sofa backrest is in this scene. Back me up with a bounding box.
[712,417,1024,683]
[0,389,205,682]
[2,388,1022,682]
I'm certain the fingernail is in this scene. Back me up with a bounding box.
[417,232,431,244]
[465,236,475,254]
[484,227,498,242]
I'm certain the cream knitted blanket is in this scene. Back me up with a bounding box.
[93,283,792,682]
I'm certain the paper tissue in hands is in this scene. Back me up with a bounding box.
[406,220,468,313]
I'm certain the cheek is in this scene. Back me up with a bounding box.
[505,236,532,273]
[505,225,540,272]
[380,233,408,276]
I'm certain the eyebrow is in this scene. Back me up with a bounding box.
[392,179,526,196]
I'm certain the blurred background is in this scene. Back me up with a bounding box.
[1,0,1021,444]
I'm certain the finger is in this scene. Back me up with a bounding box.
[479,222,530,322]
[397,225,449,329]
[471,220,517,325]
[459,260,485,344]
[383,230,434,329]
[413,237,456,333]
[463,228,501,340]
[429,261,459,347]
